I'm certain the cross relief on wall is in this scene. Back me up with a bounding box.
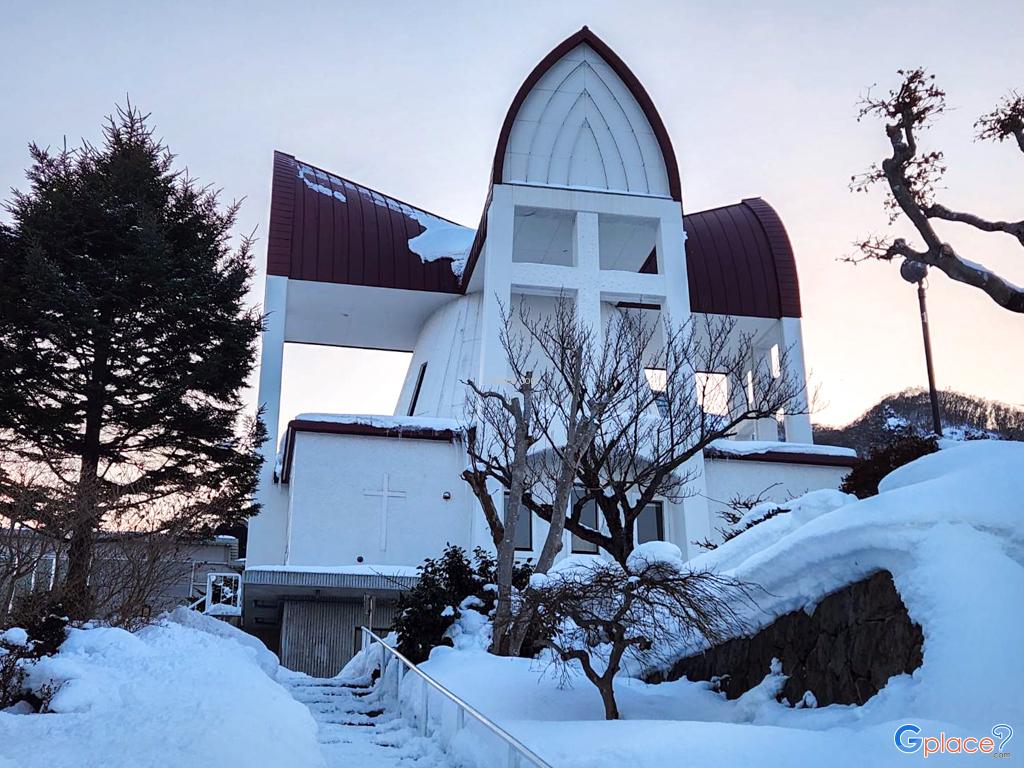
[362,473,406,550]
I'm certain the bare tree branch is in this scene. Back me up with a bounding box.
[850,68,1024,312]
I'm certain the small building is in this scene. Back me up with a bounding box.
[1,529,240,620]
[244,27,857,676]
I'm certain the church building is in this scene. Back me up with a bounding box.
[242,28,857,676]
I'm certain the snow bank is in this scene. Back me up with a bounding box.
[695,488,855,574]
[394,440,1023,767]
[0,627,29,647]
[681,441,1024,726]
[0,611,323,768]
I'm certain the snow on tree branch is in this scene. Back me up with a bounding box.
[849,68,1024,313]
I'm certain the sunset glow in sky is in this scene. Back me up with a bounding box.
[3,0,1021,429]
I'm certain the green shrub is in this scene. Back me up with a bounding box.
[393,545,531,663]
[1,596,67,711]
[840,428,939,499]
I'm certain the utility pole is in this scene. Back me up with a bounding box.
[900,260,943,436]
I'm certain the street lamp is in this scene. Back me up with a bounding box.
[899,259,943,436]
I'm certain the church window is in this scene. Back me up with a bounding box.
[407,362,428,416]
[695,372,730,416]
[645,368,669,417]
[504,491,533,552]
[636,502,664,544]
[770,344,782,378]
[570,487,600,554]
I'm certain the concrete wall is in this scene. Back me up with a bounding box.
[394,293,482,420]
[286,432,475,566]
[703,457,850,543]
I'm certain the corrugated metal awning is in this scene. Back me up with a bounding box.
[244,568,418,592]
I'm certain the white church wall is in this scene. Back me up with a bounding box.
[285,433,473,567]
[394,294,482,420]
[702,457,850,545]
[249,275,290,567]
[502,43,671,198]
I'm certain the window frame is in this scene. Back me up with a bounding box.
[636,501,665,544]
[694,370,731,417]
[503,491,533,552]
[407,361,428,416]
[570,487,600,555]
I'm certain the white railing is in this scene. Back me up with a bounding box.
[358,626,553,768]
[188,572,242,616]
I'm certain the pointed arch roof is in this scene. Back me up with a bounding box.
[489,26,683,203]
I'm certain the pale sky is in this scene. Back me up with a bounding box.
[3,0,1022,430]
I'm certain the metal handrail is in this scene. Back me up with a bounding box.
[358,626,553,768]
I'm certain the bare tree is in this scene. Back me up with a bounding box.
[462,307,542,654]
[850,69,1024,312]
[463,298,806,655]
[524,309,806,567]
[528,554,757,720]
[0,465,63,616]
[0,447,238,627]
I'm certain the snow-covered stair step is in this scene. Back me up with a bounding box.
[284,673,454,767]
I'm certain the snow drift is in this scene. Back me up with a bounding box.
[0,609,324,768]
[385,440,1024,767]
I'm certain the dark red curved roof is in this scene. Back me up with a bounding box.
[267,152,463,293]
[675,198,802,318]
[490,26,683,204]
[266,153,801,319]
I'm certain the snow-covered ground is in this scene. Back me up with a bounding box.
[3,441,1020,767]
[0,608,325,768]
[0,609,452,768]
[391,440,1024,767]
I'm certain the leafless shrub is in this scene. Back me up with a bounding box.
[527,555,758,719]
[693,485,789,551]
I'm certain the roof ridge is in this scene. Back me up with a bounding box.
[684,197,764,218]
[280,150,472,230]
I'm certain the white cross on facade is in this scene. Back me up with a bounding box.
[363,473,407,550]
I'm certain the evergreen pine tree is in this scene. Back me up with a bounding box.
[0,106,265,617]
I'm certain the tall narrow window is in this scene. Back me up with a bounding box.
[407,362,428,416]
[571,487,600,554]
[636,502,664,544]
[776,409,787,442]
[769,344,782,379]
[695,372,730,416]
[645,368,669,417]
[504,491,533,552]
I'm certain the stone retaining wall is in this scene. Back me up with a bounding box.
[649,570,923,706]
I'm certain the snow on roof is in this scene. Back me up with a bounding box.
[295,161,347,202]
[706,439,857,458]
[245,563,420,578]
[294,413,462,433]
[405,210,474,278]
